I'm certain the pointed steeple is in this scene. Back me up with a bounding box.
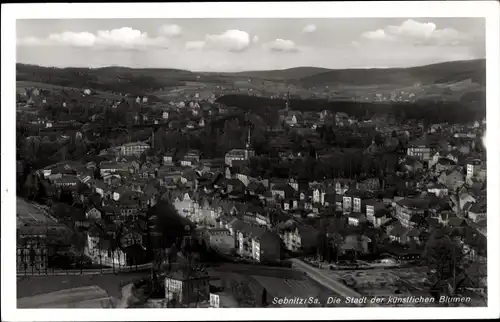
[246,126,251,150]
[285,89,290,111]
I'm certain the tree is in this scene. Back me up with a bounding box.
[330,233,344,263]
[261,288,268,307]
[72,231,87,274]
[146,200,193,259]
[231,281,256,307]
[423,228,464,300]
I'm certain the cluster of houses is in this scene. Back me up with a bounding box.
[165,118,487,263]
[22,95,487,269]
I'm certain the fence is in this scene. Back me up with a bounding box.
[16,262,153,276]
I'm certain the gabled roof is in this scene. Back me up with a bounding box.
[374,208,391,218]
[226,178,245,188]
[437,157,457,166]
[272,183,294,192]
[114,185,129,195]
[88,224,106,237]
[345,189,373,199]
[409,214,424,224]
[348,212,366,220]
[396,198,430,210]
[468,202,486,214]
[247,181,266,193]
[121,141,149,147]
[426,217,440,228]
[449,217,467,227]
[389,222,409,238]
[407,228,424,238]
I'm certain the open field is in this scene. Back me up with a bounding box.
[17,285,118,308]
[16,80,124,100]
[317,266,436,302]
[17,59,485,103]
[17,272,149,299]
[16,197,57,226]
[209,263,351,307]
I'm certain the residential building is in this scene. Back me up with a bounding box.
[120,141,150,157]
[233,220,281,263]
[52,175,80,190]
[312,188,326,205]
[387,221,409,244]
[466,159,483,180]
[203,228,234,254]
[407,138,432,161]
[347,212,367,227]
[271,183,295,200]
[164,270,210,306]
[120,227,144,248]
[435,158,457,173]
[343,189,372,213]
[395,198,430,228]
[466,201,486,223]
[281,224,319,253]
[340,235,370,255]
[163,152,175,165]
[438,168,465,191]
[426,183,449,198]
[365,200,391,227]
[224,129,255,166]
[85,207,102,220]
[335,179,353,196]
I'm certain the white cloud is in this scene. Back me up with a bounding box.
[252,36,259,43]
[362,29,393,41]
[17,36,51,47]
[185,29,251,52]
[17,27,169,50]
[158,24,182,37]
[266,39,299,52]
[47,31,96,47]
[360,19,470,46]
[302,24,317,33]
[205,30,251,52]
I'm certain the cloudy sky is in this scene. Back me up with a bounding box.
[16,18,485,72]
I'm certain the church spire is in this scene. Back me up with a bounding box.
[246,126,251,149]
[285,89,290,111]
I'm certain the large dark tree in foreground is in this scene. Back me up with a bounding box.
[146,200,194,260]
[422,228,464,300]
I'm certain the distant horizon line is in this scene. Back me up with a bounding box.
[16,57,485,74]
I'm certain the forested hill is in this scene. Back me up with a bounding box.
[299,59,486,87]
[17,59,485,97]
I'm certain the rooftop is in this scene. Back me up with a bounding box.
[121,141,150,147]
[396,198,431,210]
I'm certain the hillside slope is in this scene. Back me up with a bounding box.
[300,59,486,87]
[16,59,486,99]
[230,67,332,80]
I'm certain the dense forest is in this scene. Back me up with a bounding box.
[216,94,486,124]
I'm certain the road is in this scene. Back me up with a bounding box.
[212,262,304,279]
[291,258,378,307]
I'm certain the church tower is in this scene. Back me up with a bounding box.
[244,126,252,160]
[285,90,290,112]
[246,126,251,150]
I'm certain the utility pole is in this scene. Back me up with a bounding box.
[452,244,456,296]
